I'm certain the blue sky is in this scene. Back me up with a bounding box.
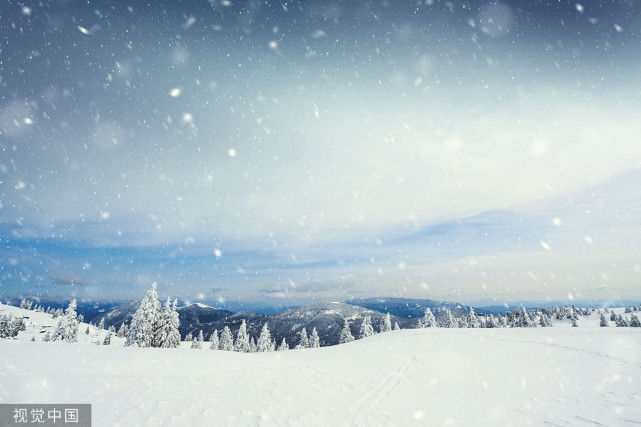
[1,0,640,306]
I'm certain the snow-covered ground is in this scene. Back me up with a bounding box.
[1,303,640,426]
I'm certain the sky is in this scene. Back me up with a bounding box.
[1,0,640,307]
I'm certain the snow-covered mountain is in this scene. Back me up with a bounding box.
[2,302,640,426]
[346,297,469,317]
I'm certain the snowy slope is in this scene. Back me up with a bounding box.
[1,304,640,426]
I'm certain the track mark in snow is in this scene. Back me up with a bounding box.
[575,415,606,425]
[351,354,417,415]
[484,336,641,368]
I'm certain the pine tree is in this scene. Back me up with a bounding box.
[85,325,91,334]
[339,319,354,344]
[185,332,193,342]
[108,325,116,333]
[442,309,458,328]
[220,326,234,351]
[393,322,400,330]
[155,297,180,348]
[191,332,201,349]
[257,324,275,352]
[209,329,220,350]
[309,327,321,348]
[423,308,437,328]
[599,313,609,327]
[42,331,51,342]
[52,299,79,343]
[277,337,289,351]
[116,323,128,338]
[359,316,375,338]
[103,332,112,345]
[125,283,161,347]
[630,314,641,327]
[518,307,535,328]
[571,317,578,327]
[296,328,310,349]
[485,314,497,328]
[234,320,250,352]
[249,337,257,353]
[380,313,392,332]
[466,307,480,328]
[98,317,105,330]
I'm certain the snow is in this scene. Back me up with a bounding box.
[1,304,640,426]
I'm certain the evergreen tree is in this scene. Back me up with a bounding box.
[442,309,458,328]
[155,297,180,348]
[571,317,578,327]
[518,307,535,327]
[86,325,91,334]
[309,327,321,348]
[359,316,375,338]
[296,328,310,349]
[466,307,481,328]
[234,320,250,352]
[103,332,112,345]
[77,314,84,323]
[599,313,609,327]
[249,337,257,353]
[191,332,201,349]
[630,314,641,327]
[393,322,400,330]
[108,325,116,333]
[277,337,289,351]
[52,299,79,342]
[209,329,220,350]
[125,282,161,347]
[423,308,437,328]
[219,326,234,351]
[485,314,497,328]
[257,324,275,352]
[42,331,51,342]
[116,323,128,338]
[380,313,392,332]
[98,317,105,330]
[339,319,354,344]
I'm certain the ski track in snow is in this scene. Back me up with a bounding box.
[350,353,417,416]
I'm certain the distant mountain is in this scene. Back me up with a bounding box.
[177,303,234,337]
[0,296,124,324]
[191,302,419,348]
[346,297,470,318]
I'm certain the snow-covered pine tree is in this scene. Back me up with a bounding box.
[42,331,51,342]
[98,317,105,330]
[518,307,535,327]
[380,313,392,332]
[393,322,400,330]
[442,309,458,328]
[257,324,275,352]
[485,314,497,328]
[191,332,201,349]
[423,308,437,328]
[277,337,289,351]
[125,282,161,347]
[116,323,128,338]
[466,307,480,328]
[103,332,112,345]
[296,327,310,349]
[571,317,578,327]
[19,299,27,309]
[220,326,234,351]
[630,314,641,327]
[155,297,180,348]
[339,319,355,343]
[85,325,91,334]
[209,329,220,350]
[309,327,320,348]
[250,337,258,353]
[599,313,609,327]
[108,325,116,333]
[52,299,79,342]
[234,320,251,352]
[359,316,375,338]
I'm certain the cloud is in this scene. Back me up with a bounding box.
[48,270,98,287]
